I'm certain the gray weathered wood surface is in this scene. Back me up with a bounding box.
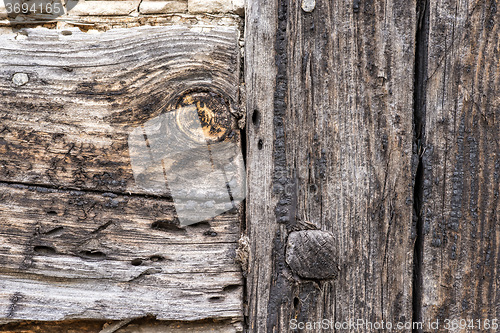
[245,0,499,332]
[0,26,244,326]
[245,0,417,331]
[418,0,500,327]
[0,0,498,331]
[0,26,242,197]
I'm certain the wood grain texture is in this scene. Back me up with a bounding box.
[0,183,240,278]
[0,319,109,333]
[0,26,244,323]
[0,25,242,197]
[419,0,500,328]
[245,0,417,331]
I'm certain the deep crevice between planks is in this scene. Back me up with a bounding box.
[412,0,430,331]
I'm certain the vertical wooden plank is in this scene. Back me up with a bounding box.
[243,0,279,330]
[245,0,417,331]
[420,0,500,328]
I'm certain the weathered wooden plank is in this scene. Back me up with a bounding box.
[0,25,243,197]
[0,271,242,321]
[0,165,244,322]
[245,0,417,331]
[0,183,240,278]
[0,26,244,323]
[418,0,500,328]
[0,318,243,333]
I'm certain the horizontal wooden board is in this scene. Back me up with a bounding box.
[0,272,242,321]
[0,157,244,322]
[0,25,243,197]
[0,182,241,278]
[0,26,244,323]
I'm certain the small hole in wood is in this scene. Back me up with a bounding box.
[151,219,184,232]
[252,109,260,127]
[131,258,143,266]
[150,255,165,262]
[188,221,210,228]
[61,30,72,36]
[80,250,106,259]
[208,296,224,303]
[223,284,240,292]
[258,139,263,150]
[293,297,300,308]
[46,211,57,216]
[43,226,64,236]
[34,246,56,255]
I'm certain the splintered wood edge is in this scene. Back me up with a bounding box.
[0,317,244,332]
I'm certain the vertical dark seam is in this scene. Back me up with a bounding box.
[266,0,291,330]
[412,0,430,331]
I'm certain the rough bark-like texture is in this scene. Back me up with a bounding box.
[245,0,417,331]
[419,0,500,329]
[0,26,244,324]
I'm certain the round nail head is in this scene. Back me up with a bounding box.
[12,73,29,86]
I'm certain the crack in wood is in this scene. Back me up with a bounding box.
[90,221,115,235]
[412,0,430,331]
[6,292,23,318]
[0,180,173,201]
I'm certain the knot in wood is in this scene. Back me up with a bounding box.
[175,90,234,143]
[285,230,339,280]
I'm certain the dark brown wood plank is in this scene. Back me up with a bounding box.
[419,0,500,328]
[245,0,417,331]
